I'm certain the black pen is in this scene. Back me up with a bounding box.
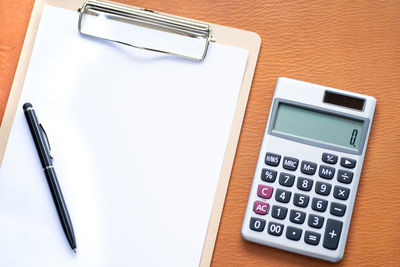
[23,103,77,253]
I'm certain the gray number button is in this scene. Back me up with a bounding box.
[308,214,324,229]
[312,198,328,212]
[275,189,292,203]
[293,193,310,208]
[315,181,332,196]
[249,217,266,232]
[297,177,313,191]
[279,172,295,187]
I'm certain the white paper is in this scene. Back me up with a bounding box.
[0,5,248,267]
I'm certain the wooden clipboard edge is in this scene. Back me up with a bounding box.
[0,0,261,265]
[199,27,261,267]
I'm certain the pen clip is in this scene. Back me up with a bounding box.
[39,123,54,159]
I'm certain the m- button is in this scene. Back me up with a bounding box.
[301,161,317,175]
[282,157,299,171]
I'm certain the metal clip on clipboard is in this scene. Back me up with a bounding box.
[78,0,215,61]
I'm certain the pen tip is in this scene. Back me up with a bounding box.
[73,248,77,253]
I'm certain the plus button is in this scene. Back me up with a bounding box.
[329,230,337,239]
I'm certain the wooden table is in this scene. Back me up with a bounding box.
[1,0,399,265]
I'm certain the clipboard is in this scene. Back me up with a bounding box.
[0,0,260,265]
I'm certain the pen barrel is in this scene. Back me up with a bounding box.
[23,108,52,167]
[44,167,76,250]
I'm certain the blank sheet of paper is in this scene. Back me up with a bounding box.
[0,5,248,267]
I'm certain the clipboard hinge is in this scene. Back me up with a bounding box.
[78,0,215,61]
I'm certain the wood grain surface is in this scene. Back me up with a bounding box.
[1,0,400,266]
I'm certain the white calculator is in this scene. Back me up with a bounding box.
[241,77,376,262]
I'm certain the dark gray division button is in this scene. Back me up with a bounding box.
[337,169,353,184]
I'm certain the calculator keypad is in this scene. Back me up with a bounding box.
[247,151,356,255]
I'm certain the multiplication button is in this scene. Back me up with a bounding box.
[265,153,281,166]
[333,186,350,200]
[323,219,343,250]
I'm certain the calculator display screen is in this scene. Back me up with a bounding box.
[273,103,364,149]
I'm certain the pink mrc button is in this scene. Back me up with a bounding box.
[257,184,274,199]
[254,201,269,215]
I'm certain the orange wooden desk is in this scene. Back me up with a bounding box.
[1,0,399,266]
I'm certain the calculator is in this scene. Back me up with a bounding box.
[241,77,376,262]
